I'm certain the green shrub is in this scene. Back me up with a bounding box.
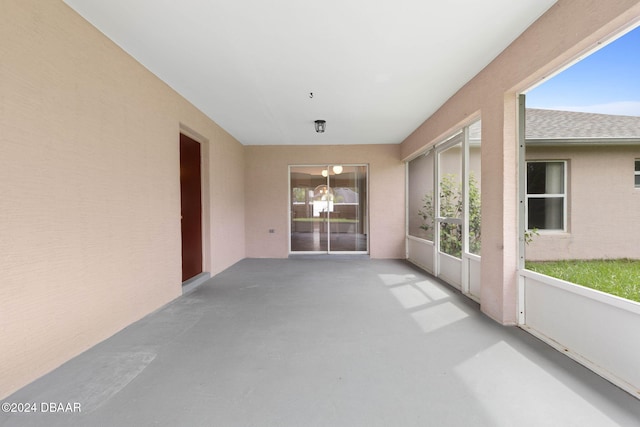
[418,173,481,257]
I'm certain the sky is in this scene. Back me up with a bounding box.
[526,25,640,116]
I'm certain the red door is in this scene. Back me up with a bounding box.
[180,134,203,281]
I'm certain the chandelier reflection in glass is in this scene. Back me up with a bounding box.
[321,165,343,177]
[312,184,334,217]
[313,184,334,201]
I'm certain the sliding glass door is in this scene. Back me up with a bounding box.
[290,165,368,254]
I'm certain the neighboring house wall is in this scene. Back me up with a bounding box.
[0,0,245,398]
[245,144,405,259]
[526,144,640,260]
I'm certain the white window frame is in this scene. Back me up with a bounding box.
[525,160,567,232]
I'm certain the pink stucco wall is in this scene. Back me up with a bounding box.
[245,145,405,259]
[0,0,245,398]
[400,0,640,324]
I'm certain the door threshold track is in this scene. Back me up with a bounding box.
[182,272,210,295]
[288,254,370,260]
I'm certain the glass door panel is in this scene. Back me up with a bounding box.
[290,166,328,252]
[328,165,368,252]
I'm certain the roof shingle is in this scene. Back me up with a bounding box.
[526,109,640,140]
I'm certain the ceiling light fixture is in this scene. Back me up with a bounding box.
[314,120,326,133]
[332,165,343,175]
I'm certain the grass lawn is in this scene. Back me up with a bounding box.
[525,259,640,303]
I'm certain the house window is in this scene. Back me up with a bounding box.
[635,160,640,188]
[526,161,566,231]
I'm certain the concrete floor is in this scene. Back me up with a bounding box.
[2,258,640,427]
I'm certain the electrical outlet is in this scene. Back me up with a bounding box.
[269,229,275,234]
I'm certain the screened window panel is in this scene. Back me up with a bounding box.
[408,152,435,240]
[439,223,462,257]
[468,120,482,255]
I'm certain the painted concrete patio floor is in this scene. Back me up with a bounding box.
[2,258,640,426]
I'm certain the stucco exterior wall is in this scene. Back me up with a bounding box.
[245,145,405,259]
[526,145,640,260]
[0,0,245,398]
[400,0,640,323]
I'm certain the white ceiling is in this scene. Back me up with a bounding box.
[63,0,556,146]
